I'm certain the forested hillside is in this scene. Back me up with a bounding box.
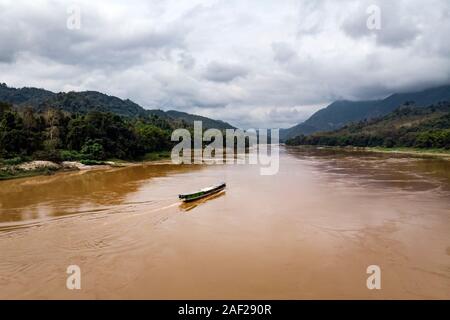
[286,102,450,149]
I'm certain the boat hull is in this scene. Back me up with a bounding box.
[179,183,226,202]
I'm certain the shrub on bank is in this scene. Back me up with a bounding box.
[60,150,84,161]
[32,149,62,162]
[0,156,26,166]
[79,159,107,165]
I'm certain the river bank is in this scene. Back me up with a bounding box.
[0,151,171,181]
[286,145,450,159]
[364,146,450,158]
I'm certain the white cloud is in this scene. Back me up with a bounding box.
[0,0,449,128]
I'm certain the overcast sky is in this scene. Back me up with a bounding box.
[1,0,449,128]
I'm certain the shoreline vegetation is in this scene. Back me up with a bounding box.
[0,99,178,180]
[0,97,239,181]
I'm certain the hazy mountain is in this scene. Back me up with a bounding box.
[281,85,450,141]
[0,83,235,129]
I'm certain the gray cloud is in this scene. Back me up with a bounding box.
[203,61,249,83]
[342,1,421,48]
[0,2,187,68]
[0,0,449,128]
[272,42,298,64]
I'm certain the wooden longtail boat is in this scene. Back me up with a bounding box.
[179,182,226,202]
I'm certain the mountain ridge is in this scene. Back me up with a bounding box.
[281,85,450,141]
[0,83,235,129]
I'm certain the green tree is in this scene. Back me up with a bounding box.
[81,139,106,160]
[136,123,169,153]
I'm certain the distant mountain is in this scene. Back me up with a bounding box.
[0,83,235,129]
[285,102,450,149]
[281,85,450,141]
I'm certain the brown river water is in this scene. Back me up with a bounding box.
[0,146,449,299]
